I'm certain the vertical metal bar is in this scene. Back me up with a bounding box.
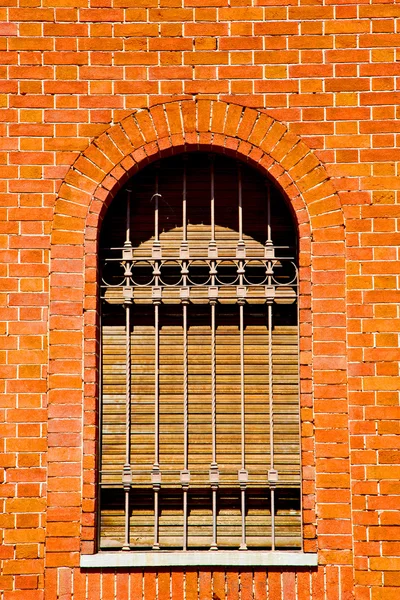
[268,301,276,551]
[122,303,131,551]
[266,185,272,245]
[154,302,160,471]
[181,157,189,258]
[265,183,278,550]
[152,170,162,550]
[240,482,247,550]
[182,160,189,475]
[236,162,248,550]
[270,486,276,551]
[210,158,217,471]
[125,191,131,247]
[238,166,245,472]
[183,302,189,473]
[212,483,217,551]
[182,300,189,550]
[267,253,273,461]
[208,154,219,550]
[183,160,187,244]
[240,303,245,473]
[265,184,274,260]
[152,166,162,260]
[180,157,190,550]
[238,299,247,551]
[155,169,159,243]
[154,172,160,467]
[122,191,133,551]
[211,303,217,469]
[153,487,159,550]
[237,163,245,258]
[208,156,218,262]
[152,297,161,549]
[183,486,188,551]
[238,164,243,243]
[210,156,216,246]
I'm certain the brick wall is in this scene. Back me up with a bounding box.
[1,2,399,599]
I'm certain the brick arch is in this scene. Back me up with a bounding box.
[52,99,343,248]
[48,100,349,562]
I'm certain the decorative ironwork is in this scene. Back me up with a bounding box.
[101,257,297,296]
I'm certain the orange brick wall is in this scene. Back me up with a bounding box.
[0,1,399,599]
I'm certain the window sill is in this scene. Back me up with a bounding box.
[80,551,318,569]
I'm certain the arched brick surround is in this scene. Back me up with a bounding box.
[48,100,349,569]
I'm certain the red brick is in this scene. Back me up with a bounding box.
[186,572,198,600]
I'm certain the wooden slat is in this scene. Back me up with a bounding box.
[100,306,301,548]
[101,319,299,478]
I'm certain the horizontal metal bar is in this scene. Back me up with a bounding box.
[99,480,299,488]
[104,245,296,252]
[103,254,297,262]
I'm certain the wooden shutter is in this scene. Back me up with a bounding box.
[100,306,300,550]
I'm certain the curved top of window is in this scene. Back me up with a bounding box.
[100,152,297,304]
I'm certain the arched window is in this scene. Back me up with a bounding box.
[99,152,300,552]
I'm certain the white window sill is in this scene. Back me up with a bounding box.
[80,551,318,569]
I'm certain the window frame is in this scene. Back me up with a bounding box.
[94,153,309,561]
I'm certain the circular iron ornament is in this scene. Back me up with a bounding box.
[130,260,155,287]
[101,259,127,288]
[243,259,269,286]
[187,259,212,286]
[159,260,184,287]
[215,260,240,286]
[271,260,298,287]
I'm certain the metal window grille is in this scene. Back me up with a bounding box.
[99,153,301,552]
